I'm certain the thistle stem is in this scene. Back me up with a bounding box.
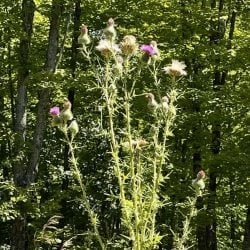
[63,131,106,250]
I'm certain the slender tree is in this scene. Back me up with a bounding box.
[11,1,35,249]
[28,0,63,182]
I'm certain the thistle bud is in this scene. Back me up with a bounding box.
[169,90,178,103]
[197,170,206,180]
[63,99,72,110]
[136,139,148,149]
[61,99,73,123]
[61,110,73,123]
[68,120,79,137]
[150,41,160,62]
[103,18,117,42]
[192,170,206,196]
[145,93,159,112]
[161,96,169,112]
[78,24,91,45]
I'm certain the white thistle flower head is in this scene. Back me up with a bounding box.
[96,39,120,59]
[163,60,187,77]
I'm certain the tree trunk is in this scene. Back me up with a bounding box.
[11,1,35,249]
[243,207,250,250]
[27,89,50,183]
[45,0,62,72]
[12,1,62,247]
[13,0,35,187]
[28,0,62,179]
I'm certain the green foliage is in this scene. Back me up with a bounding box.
[0,0,249,249]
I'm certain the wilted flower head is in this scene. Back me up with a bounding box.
[163,60,187,77]
[120,35,138,56]
[96,40,120,59]
[140,44,158,56]
[49,107,60,116]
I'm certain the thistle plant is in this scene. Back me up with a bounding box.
[82,19,189,249]
[49,18,198,249]
[49,100,106,250]
[173,170,206,249]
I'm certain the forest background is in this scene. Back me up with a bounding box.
[0,0,250,249]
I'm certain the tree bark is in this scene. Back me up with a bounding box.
[14,0,35,187]
[28,0,62,180]
[11,1,35,249]
[12,2,62,247]
[45,0,62,72]
[27,89,50,183]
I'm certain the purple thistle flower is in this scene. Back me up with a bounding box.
[140,44,157,56]
[49,106,60,116]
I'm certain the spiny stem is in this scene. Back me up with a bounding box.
[103,64,135,240]
[63,131,106,250]
[124,89,141,249]
[175,196,198,250]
